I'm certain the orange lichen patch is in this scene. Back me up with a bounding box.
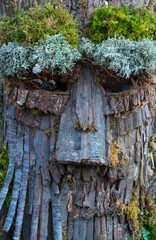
[67,191,73,212]
[115,199,121,208]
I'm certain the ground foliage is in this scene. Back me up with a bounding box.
[0,3,80,46]
[87,5,156,44]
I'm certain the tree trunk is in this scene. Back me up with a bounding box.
[0,1,156,240]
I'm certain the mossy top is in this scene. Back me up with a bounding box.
[0,3,80,46]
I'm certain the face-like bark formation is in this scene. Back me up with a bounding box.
[0,1,155,240]
[0,66,155,240]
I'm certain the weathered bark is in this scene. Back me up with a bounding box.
[1,0,155,19]
[0,66,155,240]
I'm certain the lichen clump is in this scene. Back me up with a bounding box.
[0,34,81,78]
[110,140,121,167]
[79,37,156,79]
[0,3,80,46]
[87,5,156,44]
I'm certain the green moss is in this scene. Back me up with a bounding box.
[0,3,80,46]
[142,193,156,240]
[125,185,141,237]
[0,147,9,189]
[44,128,52,137]
[87,5,156,44]
[75,120,96,132]
[110,116,116,130]
[54,118,60,144]
[98,235,103,240]
[0,82,3,131]
[31,108,42,116]
[62,229,67,240]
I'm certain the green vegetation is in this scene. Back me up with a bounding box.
[0,80,3,131]
[0,147,11,207]
[125,185,141,237]
[75,120,96,132]
[87,5,156,44]
[142,193,156,240]
[121,189,156,240]
[0,3,80,46]
[0,147,9,188]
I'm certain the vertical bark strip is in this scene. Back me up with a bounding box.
[94,216,101,239]
[51,181,62,240]
[13,126,30,240]
[2,168,21,231]
[28,169,35,214]
[40,184,51,240]
[34,129,42,171]
[101,216,107,240]
[105,116,111,163]
[107,215,113,240]
[0,119,17,211]
[30,173,42,240]
[86,219,94,240]
[3,123,24,231]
